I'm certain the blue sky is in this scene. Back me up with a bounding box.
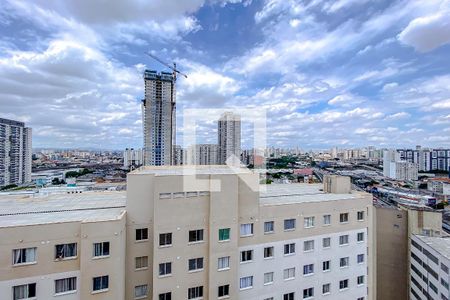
[0,0,450,150]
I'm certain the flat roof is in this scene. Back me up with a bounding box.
[131,165,253,176]
[0,191,126,228]
[260,183,365,205]
[415,235,450,261]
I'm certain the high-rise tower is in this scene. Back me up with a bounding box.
[142,70,176,166]
[218,112,241,165]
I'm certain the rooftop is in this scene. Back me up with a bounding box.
[0,191,126,228]
[415,235,450,261]
[131,165,253,176]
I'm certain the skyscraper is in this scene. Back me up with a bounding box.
[218,112,241,165]
[0,118,32,187]
[142,70,176,166]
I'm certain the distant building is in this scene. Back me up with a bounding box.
[398,146,450,172]
[0,118,32,187]
[142,70,176,166]
[218,112,241,165]
[123,148,143,169]
[428,178,450,196]
[173,144,184,166]
[383,150,418,181]
[186,144,218,165]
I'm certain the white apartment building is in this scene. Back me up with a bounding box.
[383,150,418,181]
[0,118,32,187]
[185,144,218,165]
[218,112,241,165]
[123,148,144,169]
[410,235,450,300]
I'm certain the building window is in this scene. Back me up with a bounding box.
[284,243,296,255]
[189,229,204,243]
[284,292,295,300]
[159,233,172,246]
[357,275,364,285]
[188,286,203,299]
[323,214,331,225]
[159,292,171,300]
[323,260,330,271]
[284,219,296,231]
[339,279,349,290]
[322,237,331,248]
[93,242,110,257]
[303,264,314,275]
[13,283,36,300]
[304,216,315,228]
[240,250,253,263]
[159,262,172,276]
[357,211,364,221]
[283,267,295,280]
[264,221,274,233]
[240,276,253,289]
[340,213,349,223]
[12,247,36,265]
[264,246,274,258]
[442,263,449,274]
[218,284,229,297]
[136,228,148,241]
[135,285,148,298]
[357,232,364,242]
[304,240,314,252]
[55,277,76,294]
[219,228,230,241]
[264,272,274,284]
[218,256,230,270]
[55,243,77,260]
[340,257,349,268]
[322,283,330,295]
[357,298,364,300]
[303,287,314,299]
[92,275,109,292]
[357,254,365,264]
[135,256,148,270]
[339,235,349,246]
[188,257,204,271]
[240,223,254,237]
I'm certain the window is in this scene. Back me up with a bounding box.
[264,221,274,233]
[323,214,331,225]
[357,275,364,285]
[264,246,274,258]
[55,277,76,294]
[284,219,296,230]
[284,292,295,300]
[322,237,331,248]
[189,229,204,243]
[240,276,253,289]
[322,283,330,295]
[219,228,230,241]
[218,284,229,297]
[136,228,148,241]
[284,243,295,255]
[92,275,109,292]
[340,213,349,223]
[357,211,364,221]
[13,283,36,300]
[304,240,314,252]
[304,216,315,228]
[13,247,37,265]
[159,233,172,246]
[284,267,295,280]
[159,292,171,300]
[357,232,364,242]
[159,262,172,276]
[339,279,349,290]
[303,264,314,275]
[357,298,364,300]
[357,254,365,264]
[442,263,449,274]
[339,235,349,246]
[240,223,253,236]
[135,256,148,269]
[188,286,203,299]
[303,287,314,299]
[340,257,349,268]
[441,278,449,290]
[55,243,77,259]
[218,256,230,270]
[264,272,274,284]
[93,242,109,257]
[240,250,253,262]
[135,285,148,298]
[323,260,330,271]
[188,257,204,271]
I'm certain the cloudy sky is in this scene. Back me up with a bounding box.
[1,0,450,150]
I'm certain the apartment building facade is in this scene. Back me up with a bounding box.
[217,112,241,165]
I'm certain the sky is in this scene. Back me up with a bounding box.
[1,0,450,150]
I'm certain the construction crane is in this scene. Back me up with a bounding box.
[145,52,188,81]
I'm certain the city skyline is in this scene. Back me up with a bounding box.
[1,1,450,149]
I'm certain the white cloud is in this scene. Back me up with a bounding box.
[322,0,370,14]
[385,112,410,120]
[327,93,365,107]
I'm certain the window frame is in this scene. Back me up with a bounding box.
[136,228,149,241]
[284,219,296,231]
[159,233,173,247]
[188,229,204,243]
[93,242,110,258]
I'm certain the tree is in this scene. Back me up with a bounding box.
[52,178,61,185]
